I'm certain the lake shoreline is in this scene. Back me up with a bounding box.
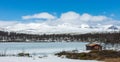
[55,50,120,62]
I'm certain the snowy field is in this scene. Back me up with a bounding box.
[0,42,101,62]
[0,55,100,62]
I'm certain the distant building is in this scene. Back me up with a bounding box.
[86,44,102,50]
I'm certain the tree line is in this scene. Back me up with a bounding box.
[0,31,119,44]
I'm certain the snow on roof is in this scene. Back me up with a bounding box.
[86,44,101,47]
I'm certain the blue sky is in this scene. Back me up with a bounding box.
[0,0,120,21]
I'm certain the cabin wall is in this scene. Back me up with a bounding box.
[86,45,102,50]
[86,46,93,50]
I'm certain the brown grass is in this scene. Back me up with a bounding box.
[55,50,120,61]
[105,58,120,62]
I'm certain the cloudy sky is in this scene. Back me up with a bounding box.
[0,0,120,27]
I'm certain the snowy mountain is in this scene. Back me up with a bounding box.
[0,27,6,31]
[107,25,118,30]
[0,23,120,34]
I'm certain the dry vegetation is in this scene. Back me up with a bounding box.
[55,50,120,61]
[105,58,120,62]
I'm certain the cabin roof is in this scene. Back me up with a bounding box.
[86,44,101,47]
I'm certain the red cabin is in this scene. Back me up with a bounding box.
[86,44,102,50]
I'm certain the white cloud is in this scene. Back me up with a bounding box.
[57,11,81,24]
[20,11,120,29]
[80,13,108,22]
[91,16,107,21]
[22,11,109,25]
[60,11,80,20]
[22,12,56,20]
[56,12,109,25]
[80,13,91,21]
[0,21,18,27]
[0,11,120,34]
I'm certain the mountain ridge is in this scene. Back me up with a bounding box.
[0,24,120,34]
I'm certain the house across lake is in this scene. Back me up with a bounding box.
[86,44,102,50]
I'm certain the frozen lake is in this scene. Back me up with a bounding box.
[0,42,100,62]
[0,42,88,54]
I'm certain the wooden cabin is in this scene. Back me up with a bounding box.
[86,44,102,50]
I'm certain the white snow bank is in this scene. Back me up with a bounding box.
[0,55,100,62]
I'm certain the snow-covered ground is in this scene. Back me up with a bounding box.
[0,42,101,62]
[0,55,100,62]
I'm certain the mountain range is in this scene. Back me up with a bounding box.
[0,23,120,34]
